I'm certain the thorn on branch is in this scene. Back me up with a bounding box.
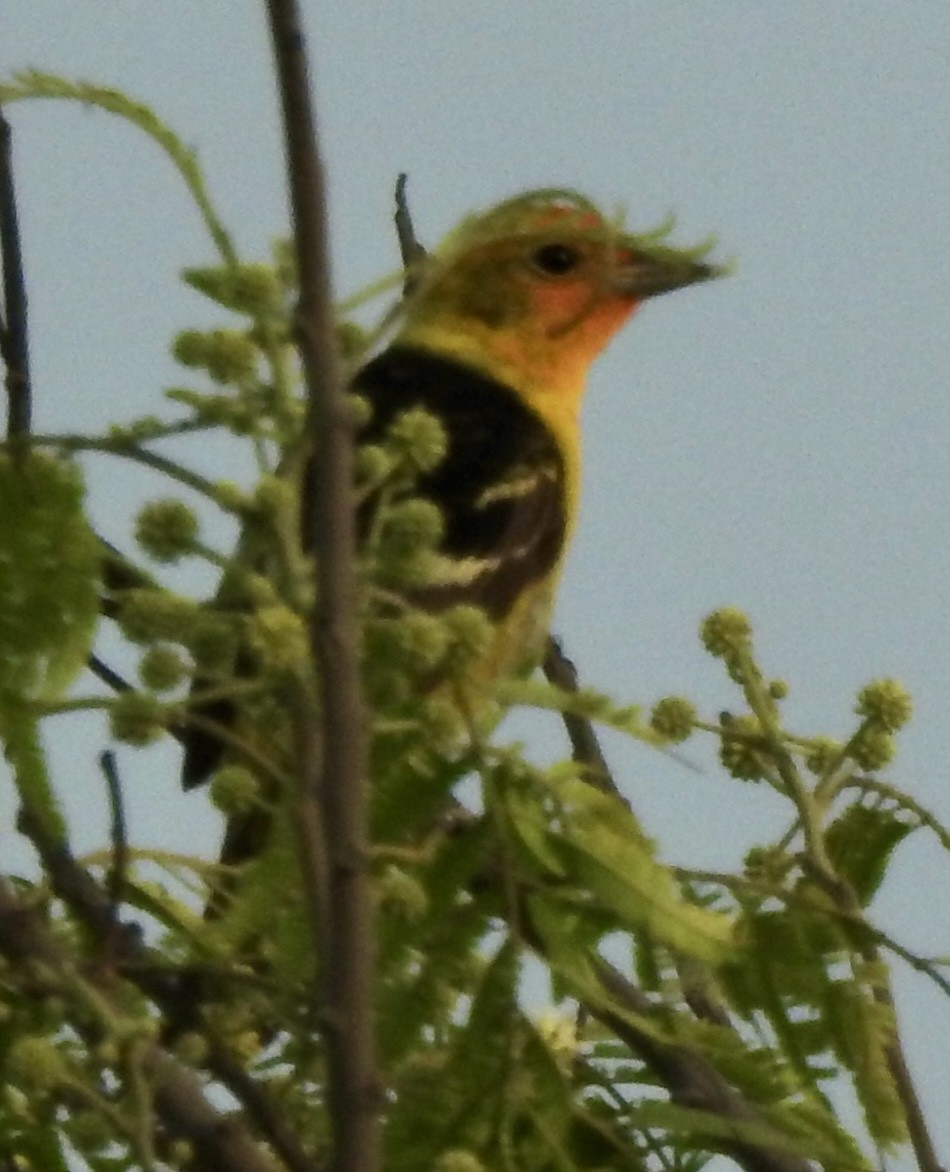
[0,104,32,440]
[394,172,426,296]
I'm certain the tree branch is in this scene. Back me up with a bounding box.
[0,875,285,1172]
[16,802,323,1172]
[543,635,626,803]
[264,4,380,1170]
[0,104,31,440]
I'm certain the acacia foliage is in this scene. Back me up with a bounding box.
[0,75,946,1172]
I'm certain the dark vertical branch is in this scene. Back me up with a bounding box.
[99,750,128,918]
[393,172,426,295]
[0,105,32,439]
[543,636,624,801]
[264,4,380,1171]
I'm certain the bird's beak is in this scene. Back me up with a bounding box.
[613,247,725,300]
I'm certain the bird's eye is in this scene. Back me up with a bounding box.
[530,242,583,277]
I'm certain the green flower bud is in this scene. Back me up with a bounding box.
[139,644,188,692]
[172,329,210,368]
[744,846,791,883]
[183,262,282,315]
[768,679,789,700]
[848,727,896,771]
[380,498,444,555]
[700,608,752,658]
[441,604,493,670]
[118,589,199,645]
[855,679,912,732]
[173,327,260,384]
[247,604,309,674]
[205,329,259,384]
[212,479,253,514]
[109,692,167,746]
[387,407,448,475]
[804,736,842,775]
[135,499,199,563]
[338,321,370,361]
[210,765,260,815]
[649,696,696,743]
[254,474,296,519]
[718,714,772,781]
[356,442,395,487]
[186,612,238,671]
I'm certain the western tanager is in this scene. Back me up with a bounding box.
[182,189,720,845]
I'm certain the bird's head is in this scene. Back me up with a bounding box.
[396,189,724,418]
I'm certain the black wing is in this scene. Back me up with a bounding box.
[182,345,566,792]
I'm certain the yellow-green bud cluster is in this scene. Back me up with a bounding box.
[182,263,283,315]
[139,644,188,692]
[855,679,912,733]
[375,499,445,588]
[118,589,199,645]
[212,479,254,515]
[254,474,296,521]
[109,692,166,747]
[371,612,450,676]
[649,696,696,743]
[337,321,371,362]
[186,612,239,672]
[386,407,448,477]
[210,765,260,816]
[173,328,259,385]
[134,499,199,563]
[246,604,309,675]
[744,846,792,884]
[440,605,493,673]
[700,607,752,658]
[718,714,773,782]
[804,736,843,776]
[356,442,395,488]
[848,726,895,771]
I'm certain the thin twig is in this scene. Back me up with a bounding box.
[0,104,32,439]
[0,875,284,1172]
[89,654,133,693]
[543,635,627,804]
[100,750,129,919]
[393,172,426,295]
[16,804,320,1172]
[264,4,380,1171]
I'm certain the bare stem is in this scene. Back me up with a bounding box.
[0,104,32,439]
[264,3,380,1170]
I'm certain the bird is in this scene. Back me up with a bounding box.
[180,188,721,872]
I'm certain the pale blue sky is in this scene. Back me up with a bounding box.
[4,4,950,1162]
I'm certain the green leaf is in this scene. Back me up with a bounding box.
[0,453,100,701]
[549,775,734,964]
[824,978,907,1149]
[633,1101,869,1170]
[825,800,915,906]
[0,72,237,265]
